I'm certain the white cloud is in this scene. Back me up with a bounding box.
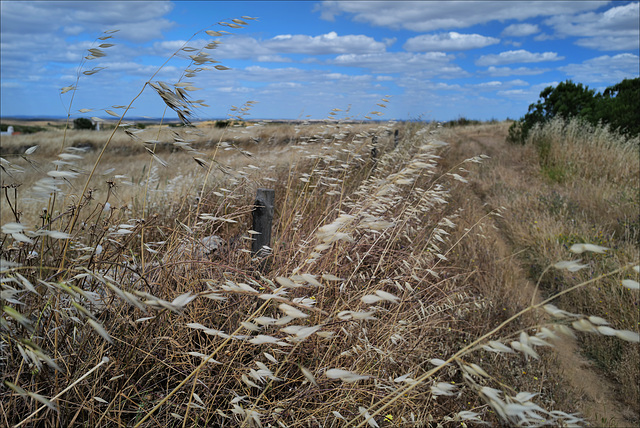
[497,89,531,98]
[268,32,385,54]
[316,1,608,32]
[210,32,386,60]
[395,76,462,92]
[0,1,178,83]
[501,23,540,37]
[533,33,555,41]
[474,81,503,88]
[267,82,303,89]
[559,53,640,83]
[382,37,397,47]
[256,55,292,63]
[545,2,639,51]
[503,40,523,47]
[1,81,23,89]
[150,40,191,58]
[0,1,175,42]
[476,50,564,66]
[63,25,85,36]
[330,52,468,77]
[483,66,550,76]
[467,79,529,90]
[404,32,499,52]
[497,81,560,101]
[575,36,639,51]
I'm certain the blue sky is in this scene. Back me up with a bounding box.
[1,1,638,122]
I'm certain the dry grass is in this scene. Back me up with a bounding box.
[2,17,639,428]
[438,119,639,425]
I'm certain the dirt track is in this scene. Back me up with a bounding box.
[442,124,637,427]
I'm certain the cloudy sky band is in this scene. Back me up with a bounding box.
[1,1,638,121]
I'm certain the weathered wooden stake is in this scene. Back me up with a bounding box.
[251,188,275,258]
[371,135,378,160]
[394,129,399,149]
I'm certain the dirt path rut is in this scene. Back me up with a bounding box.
[442,124,637,427]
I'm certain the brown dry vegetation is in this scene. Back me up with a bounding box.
[438,119,639,427]
[2,116,638,427]
[1,17,639,428]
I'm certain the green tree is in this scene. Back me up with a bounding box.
[508,78,640,144]
[599,78,640,136]
[73,117,95,130]
[508,80,598,144]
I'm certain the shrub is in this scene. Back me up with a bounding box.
[0,123,46,134]
[507,78,640,144]
[73,117,95,130]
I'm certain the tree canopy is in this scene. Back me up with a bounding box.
[508,78,640,144]
[73,117,95,130]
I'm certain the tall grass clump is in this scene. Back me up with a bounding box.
[513,116,640,416]
[2,17,639,428]
[528,116,640,185]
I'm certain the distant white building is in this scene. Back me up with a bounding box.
[0,126,14,136]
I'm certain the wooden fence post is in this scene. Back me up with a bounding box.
[371,135,378,160]
[251,188,275,258]
[394,129,399,149]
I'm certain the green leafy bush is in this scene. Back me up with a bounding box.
[73,117,95,130]
[508,78,640,144]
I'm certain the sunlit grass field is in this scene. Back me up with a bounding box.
[1,17,638,428]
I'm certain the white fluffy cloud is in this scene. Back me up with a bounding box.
[559,53,640,82]
[476,50,564,66]
[330,52,468,76]
[0,1,175,42]
[545,2,639,51]
[0,0,176,82]
[316,1,607,32]
[404,32,499,52]
[467,79,529,90]
[483,66,550,77]
[210,32,386,60]
[267,32,386,54]
[501,23,540,37]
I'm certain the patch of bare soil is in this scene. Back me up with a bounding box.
[444,124,637,427]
